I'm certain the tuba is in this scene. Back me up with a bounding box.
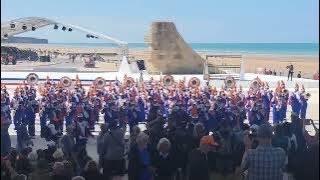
[124,76,135,87]
[163,75,174,86]
[188,77,200,88]
[26,73,39,85]
[60,76,72,87]
[224,76,236,89]
[94,77,105,89]
[250,77,262,91]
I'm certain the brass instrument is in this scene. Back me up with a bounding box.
[224,76,236,89]
[26,73,39,85]
[94,77,106,89]
[188,77,200,88]
[163,75,174,86]
[60,76,72,87]
[281,89,289,97]
[302,92,311,99]
[124,76,135,87]
[250,77,262,91]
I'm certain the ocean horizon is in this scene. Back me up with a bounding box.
[47,42,319,56]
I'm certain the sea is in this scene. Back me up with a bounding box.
[48,43,319,56]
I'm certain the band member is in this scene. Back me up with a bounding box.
[289,84,301,116]
[271,93,281,124]
[261,84,272,122]
[24,92,38,137]
[300,85,309,119]
[1,92,12,156]
[11,90,24,129]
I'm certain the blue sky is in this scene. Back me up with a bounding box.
[1,0,319,43]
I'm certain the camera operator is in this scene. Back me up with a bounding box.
[287,64,294,81]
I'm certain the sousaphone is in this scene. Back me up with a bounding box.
[26,73,39,85]
[94,77,106,89]
[60,76,72,87]
[124,76,135,87]
[163,75,174,86]
[188,77,200,88]
[224,76,236,89]
[250,77,262,91]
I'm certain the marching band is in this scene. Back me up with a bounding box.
[1,75,310,152]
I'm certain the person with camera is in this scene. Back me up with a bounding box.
[287,64,294,81]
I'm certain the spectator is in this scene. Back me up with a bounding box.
[52,148,64,162]
[62,160,75,180]
[1,158,17,180]
[81,160,103,180]
[128,132,153,180]
[28,156,50,180]
[101,120,126,179]
[187,135,217,180]
[15,148,32,176]
[71,176,85,180]
[28,151,38,169]
[240,124,286,180]
[12,174,27,180]
[272,125,290,153]
[190,123,206,150]
[7,149,18,169]
[51,162,69,180]
[60,126,75,159]
[76,148,92,174]
[129,125,141,149]
[97,124,108,169]
[151,138,177,180]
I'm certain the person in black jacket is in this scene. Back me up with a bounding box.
[151,138,177,180]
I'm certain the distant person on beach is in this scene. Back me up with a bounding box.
[287,64,294,81]
[297,71,302,78]
[313,71,319,80]
[72,54,76,63]
[273,70,277,76]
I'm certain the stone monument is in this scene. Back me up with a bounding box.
[144,22,204,74]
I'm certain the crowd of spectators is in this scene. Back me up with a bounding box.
[1,112,318,180]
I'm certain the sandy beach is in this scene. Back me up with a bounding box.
[5,43,319,79]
